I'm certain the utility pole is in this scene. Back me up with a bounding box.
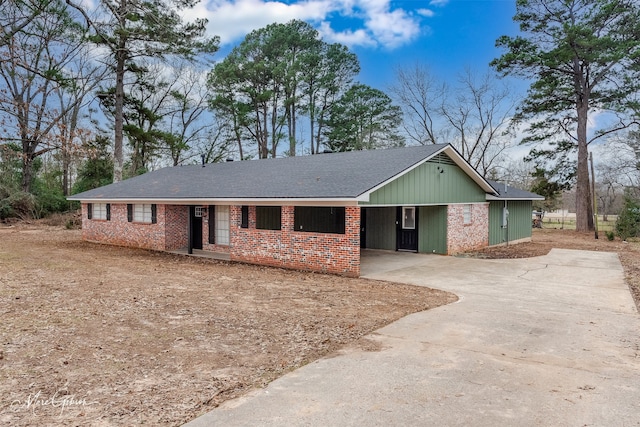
[589,152,599,240]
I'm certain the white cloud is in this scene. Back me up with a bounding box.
[182,0,432,50]
[417,8,435,17]
[318,21,377,48]
[429,0,449,6]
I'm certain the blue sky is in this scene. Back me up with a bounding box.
[184,0,523,93]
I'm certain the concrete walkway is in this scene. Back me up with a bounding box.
[185,249,640,427]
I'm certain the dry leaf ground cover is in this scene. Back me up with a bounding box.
[0,225,455,426]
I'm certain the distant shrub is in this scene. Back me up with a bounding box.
[616,195,640,241]
[0,186,36,220]
[605,230,615,241]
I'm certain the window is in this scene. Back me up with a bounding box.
[194,206,206,217]
[256,206,281,230]
[294,207,345,234]
[89,203,110,221]
[240,206,249,228]
[127,204,157,224]
[402,207,415,229]
[463,204,472,225]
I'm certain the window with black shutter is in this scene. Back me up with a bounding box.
[87,203,92,219]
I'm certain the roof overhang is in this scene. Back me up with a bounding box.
[486,195,545,201]
[67,197,360,206]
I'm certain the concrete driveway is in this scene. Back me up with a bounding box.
[185,249,640,427]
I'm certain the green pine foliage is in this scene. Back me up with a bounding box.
[616,193,640,241]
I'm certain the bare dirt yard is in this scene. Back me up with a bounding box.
[0,225,455,426]
[1,224,638,427]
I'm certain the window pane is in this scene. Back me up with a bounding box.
[133,204,152,223]
[94,203,107,220]
[463,204,472,224]
[402,207,415,229]
[256,206,281,230]
[294,207,345,234]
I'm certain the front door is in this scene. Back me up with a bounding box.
[190,206,203,249]
[397,206,418,252]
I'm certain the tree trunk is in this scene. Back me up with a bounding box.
[113,1,127,182]
[575,105,594,232]
[21,154,34,194]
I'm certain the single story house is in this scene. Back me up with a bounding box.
[68,144,542,277]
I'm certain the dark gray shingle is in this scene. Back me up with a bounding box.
[70,145,450,200]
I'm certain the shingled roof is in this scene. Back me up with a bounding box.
[486,179,544,201]
[69,144,498,204]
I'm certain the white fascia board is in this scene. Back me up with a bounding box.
[486,195,545,201]
[441,146,496,194]
[68,197,360,206]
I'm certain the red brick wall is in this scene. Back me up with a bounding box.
[81,203,360,276]
[447,203,489,254]
[230,206,361,277]
[81,203,171,251]
[164,205,188,250]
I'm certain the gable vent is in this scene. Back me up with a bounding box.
[428,153,456,166]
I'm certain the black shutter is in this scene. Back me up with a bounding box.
[127,204,133,222]
[87,203,92,219]
[208,205,215,244]
[106,204,111,221]
[151,204,157,224]
[241,206,249,228]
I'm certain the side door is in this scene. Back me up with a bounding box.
[397,206,418,252]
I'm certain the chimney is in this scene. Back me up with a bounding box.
[201,154,206,167]
[226,158,234,162]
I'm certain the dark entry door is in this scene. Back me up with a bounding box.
[360,208,367,248]
[190,206,203,250]
[397,206,418,252]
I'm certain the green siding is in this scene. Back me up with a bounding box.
[418,206,447,254]
[489,200,533,245]
[361,160,486,206]
[364,207,396,250]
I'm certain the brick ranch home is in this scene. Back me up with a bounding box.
[68,144,542,277]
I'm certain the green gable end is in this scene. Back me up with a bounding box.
[360,156,487,206]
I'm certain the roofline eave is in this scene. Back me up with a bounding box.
[66,197,361,206]
[486,195,545,201]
